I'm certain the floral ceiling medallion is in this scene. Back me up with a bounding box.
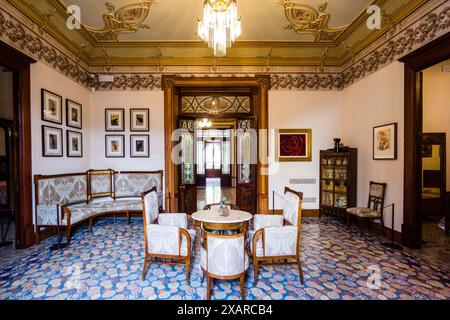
[84,1,155,42]
[279,0,348,42]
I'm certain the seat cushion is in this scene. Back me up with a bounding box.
[253,214,283,231]
[346,207,381,218]
[200,247,249,273]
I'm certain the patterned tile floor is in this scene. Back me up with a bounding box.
[0,217,449,300]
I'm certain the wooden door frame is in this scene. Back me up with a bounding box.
[0,42,35,249]
[399,32,450,248]
[162,75,270,213]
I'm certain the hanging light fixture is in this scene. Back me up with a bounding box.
[198,118,213,128]
[198,0,241,57]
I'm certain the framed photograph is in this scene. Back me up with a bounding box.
[105,109,125,132]
[373,123,397,160]
[41,89,63,124]
[66,99,82,129]
[130,109,149,132]
[275,129,312,162]
[105,135,125,158]
[42,125,63,157]
[130,135,150,158]
[67,130,83,158]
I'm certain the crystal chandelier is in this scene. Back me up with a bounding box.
[198,0,242,57]
[198,118,212,128]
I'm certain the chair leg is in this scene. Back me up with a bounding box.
[142,258,149,281]
[253,258,259,285]
[240,273,246,300]
[35,227,41,245]
[89,218,94,233]
[66,226,71,244]
[201,268,205,283]
[186,260,191,284]
[346,213,351,227]
[206,275,212,300]
[297,257,304,285]
[127,211,131,224]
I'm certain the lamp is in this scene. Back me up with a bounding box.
[198,0,241,57]
[198,118,212,128]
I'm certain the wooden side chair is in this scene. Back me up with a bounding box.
[141,187,196,283]
[249,187,304,285]
[346,181,387,233]
[200,227,249,300]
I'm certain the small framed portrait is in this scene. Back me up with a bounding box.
[42,125,63,157]
[67,130,83,158]
[105,109,125,132]
[105,135,125,158]
[130,109,149,132]
[66,99,82,129]
[275,129,312,162]
[373,123,397,160]
[41,89,63,124]
[130,135,150,158]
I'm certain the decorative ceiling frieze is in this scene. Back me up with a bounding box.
[84,1,155,42]
[181,96,251,114]
[279,0,349,42]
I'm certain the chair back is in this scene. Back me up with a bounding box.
[204,203,238,210]
[368,182,387,213]
[142,187,159,225]
[282,187,303,226]
[204,231,246,277]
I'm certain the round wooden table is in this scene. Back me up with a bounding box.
[191,209,253,233]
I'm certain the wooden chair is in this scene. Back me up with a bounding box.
[200,227,249,300]
[250,187,304,285]
[141,187,196,283]
[346,181,387,233]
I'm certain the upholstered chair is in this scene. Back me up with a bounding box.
[142,188,196,283]
[200,228,249,300]
[346,181,387,234]
[249,187,304,285]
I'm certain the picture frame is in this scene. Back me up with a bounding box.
[130,135,150,158]
[41,89,63,125]
[275,129,312,162]
[67,130,83,158]
[105,108,125,132]
[105,135,125,158]
[130,109,149,132]
[373,123,398,160]
[42,125,63,157]
[66,99,82,129]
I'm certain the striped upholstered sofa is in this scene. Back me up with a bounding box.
[34,169,163,244]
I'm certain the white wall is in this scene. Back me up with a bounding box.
[268,90,342,210]
[423,60,450,191]
[89,91,164,172]
[341,62,405,231]
[31,62,91,175]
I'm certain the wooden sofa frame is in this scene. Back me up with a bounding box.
[34,169,163,244]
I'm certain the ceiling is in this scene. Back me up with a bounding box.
[6,0,428,68]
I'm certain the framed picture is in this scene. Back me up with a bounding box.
[275,129,312,162]
[105,109,125,132]
[105,135,125,158]
[42,125,63,157]
[130,109,149,132]
[373,123,397,160]
[67,130,83,158]
[422,144,432,158]
[66,99,82,129]
[41,89,63,124]
[130,135,150,158]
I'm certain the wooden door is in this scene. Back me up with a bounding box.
[177,118,197,214]
[236,118,257,213]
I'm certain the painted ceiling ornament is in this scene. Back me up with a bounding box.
[84,1,155,42]
[279,0,348,42]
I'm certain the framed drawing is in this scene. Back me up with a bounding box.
[130,109,149,132]
[105,109,125,132]
[67,130,83,158]
[42,125,63,157]
[66,99,82,129]
[130,135,150,158]
[275,129,312,162]
[105,135,125,158]
[41,89,63,124]
[373,123,397,160]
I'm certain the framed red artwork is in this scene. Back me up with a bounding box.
[276,129,312,162]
